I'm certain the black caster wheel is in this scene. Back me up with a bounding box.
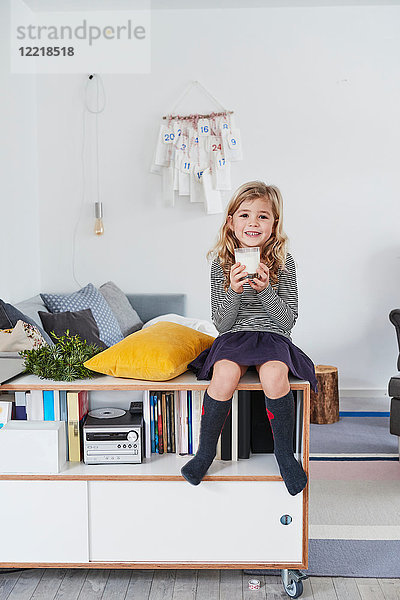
[281,569,307,598]
[283,578,303,598]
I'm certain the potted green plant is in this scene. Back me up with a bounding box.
[20,331,103,382]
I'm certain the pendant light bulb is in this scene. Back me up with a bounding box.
[94,202,104,236]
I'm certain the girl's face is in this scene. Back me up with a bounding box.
[227,196,275,249]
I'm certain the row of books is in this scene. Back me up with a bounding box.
[0,390,89,463]
[148,390,203,456]
[142,390,282,461]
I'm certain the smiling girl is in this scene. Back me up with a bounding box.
[181,181,317,495]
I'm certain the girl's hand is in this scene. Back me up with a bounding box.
[230,262,247,293]
[248,262,270,292]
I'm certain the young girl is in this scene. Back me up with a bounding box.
[181,181,317,496]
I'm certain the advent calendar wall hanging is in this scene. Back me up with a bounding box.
[151,81,243,215]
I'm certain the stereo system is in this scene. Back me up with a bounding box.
[83,402,144,464]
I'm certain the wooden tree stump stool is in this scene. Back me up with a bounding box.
[310,365,339,424]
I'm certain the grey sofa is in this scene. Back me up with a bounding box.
[125,294,186,324]
[388,309,400,457]
[0,292,186,385]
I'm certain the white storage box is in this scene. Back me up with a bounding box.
[0,421,67,474]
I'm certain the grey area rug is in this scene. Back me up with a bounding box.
[244,540,400,578]
[310,414,397,455]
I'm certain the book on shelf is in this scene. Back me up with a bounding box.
[179,390,188,455]
[169,392,176,453]
[142,390,151,459]
[59,391,69,460]
[29,389,44,420]
[192,390,202,453]
[238,390,251,459]
[43,390,55,421]
[67,390,89,462]
[157,392,163,454]
[162,392,167,453]
[220,404,232,461]
[187,390,193,455]
[231,391,238,461]
[251,390,274,453]
[14,391,27,420]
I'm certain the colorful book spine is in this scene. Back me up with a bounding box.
[157,392,163,454]
[143,390,151,459]
[154,393,159,453]
[162,392,167,453]
[59,390,69,460]
[150,394,156,453]
[174,391,181,454]
[169,392,175,453]
[179,391,188,455]
[43,390,55,421]
[187,391,193,455]
[166,393,171,453]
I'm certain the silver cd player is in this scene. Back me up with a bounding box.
[83,403,144,464]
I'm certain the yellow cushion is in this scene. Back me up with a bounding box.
[84,321,215,381]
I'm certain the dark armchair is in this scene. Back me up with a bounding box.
[388,310,400,458]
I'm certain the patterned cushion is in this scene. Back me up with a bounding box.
[41,284,123,348]
[0,320,47,352]
[0,298,54,346]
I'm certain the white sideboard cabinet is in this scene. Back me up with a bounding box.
[0,371,309,571]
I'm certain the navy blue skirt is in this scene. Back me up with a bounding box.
[188,330,318,393]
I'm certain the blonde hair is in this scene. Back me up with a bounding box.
[207,181,288,289]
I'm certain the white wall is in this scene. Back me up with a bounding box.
[0,0,40,303]
[5,4,400,390]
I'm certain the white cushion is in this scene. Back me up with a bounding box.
[143,313,218,337]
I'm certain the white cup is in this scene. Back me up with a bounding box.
[234,247,260,278]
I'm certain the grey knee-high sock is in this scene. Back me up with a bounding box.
[181,391,232,486]
[265,390,307,496]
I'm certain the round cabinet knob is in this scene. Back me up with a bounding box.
[127,430,138,442]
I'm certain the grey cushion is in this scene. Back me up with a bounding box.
[388,376,400,398]
[39,309,106,349]
[0,299,53,346]
[41,283,123,348]
[99,281,143,337]
[14,295,50,327]
[390,397,400,436]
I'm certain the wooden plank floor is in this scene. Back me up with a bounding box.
[0,570,399,600]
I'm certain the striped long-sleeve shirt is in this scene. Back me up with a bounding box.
[210,252,298,340]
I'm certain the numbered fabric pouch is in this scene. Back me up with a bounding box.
[201,168,223,214]
[222,128,243,162]
[190,168,206,204]
[178,157,190,197]
[212,153,231,191]
[162,165,175,207]
[152,125,171,170]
